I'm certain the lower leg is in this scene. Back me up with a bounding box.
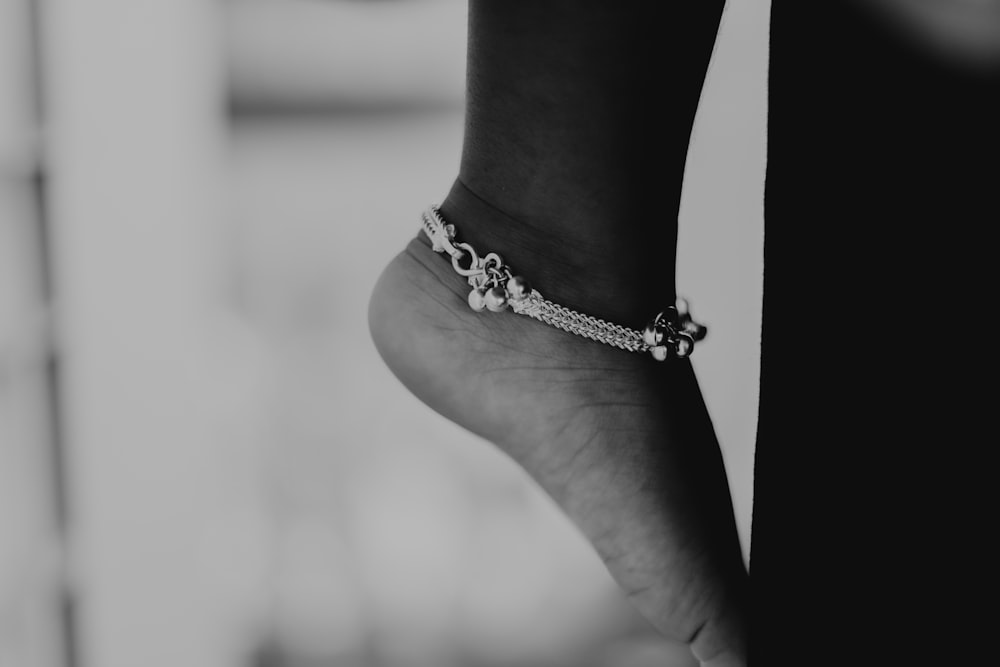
[444,0,727,325]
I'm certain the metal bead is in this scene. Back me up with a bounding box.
[659,305,680,327]
[642,323,665,347]
[507,276,531,301]
[682,319,707,341]
[468,288,487,312]
[674,333,695,358]
[485,287,509,312]
[650,345,669,362]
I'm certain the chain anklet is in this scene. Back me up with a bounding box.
[420,205,706,361]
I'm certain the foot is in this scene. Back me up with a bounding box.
[368,183,748,666]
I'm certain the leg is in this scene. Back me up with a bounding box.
[452,0,726,324]
[369,2,746,664]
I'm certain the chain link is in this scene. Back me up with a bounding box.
[509,293,645,352]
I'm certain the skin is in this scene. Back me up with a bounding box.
[369,2,747,664]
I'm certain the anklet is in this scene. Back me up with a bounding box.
[420,205,706,361]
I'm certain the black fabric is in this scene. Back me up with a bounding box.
[752,3,999,664]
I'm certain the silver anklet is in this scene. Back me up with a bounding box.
[420,205,706,361]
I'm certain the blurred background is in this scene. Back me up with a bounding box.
[0,1,769,666]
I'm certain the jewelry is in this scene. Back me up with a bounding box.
[420,205,706,361]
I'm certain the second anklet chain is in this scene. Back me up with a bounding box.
[420,205,706,361]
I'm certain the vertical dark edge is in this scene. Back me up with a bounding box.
[25,1,80,666]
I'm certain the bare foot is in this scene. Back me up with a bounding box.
[368,189,748,666]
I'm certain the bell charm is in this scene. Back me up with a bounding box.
[468,288,487,312]
[507,276,532,301]
[485,287,510,312]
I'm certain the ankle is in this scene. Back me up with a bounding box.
[435,179,677,326]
